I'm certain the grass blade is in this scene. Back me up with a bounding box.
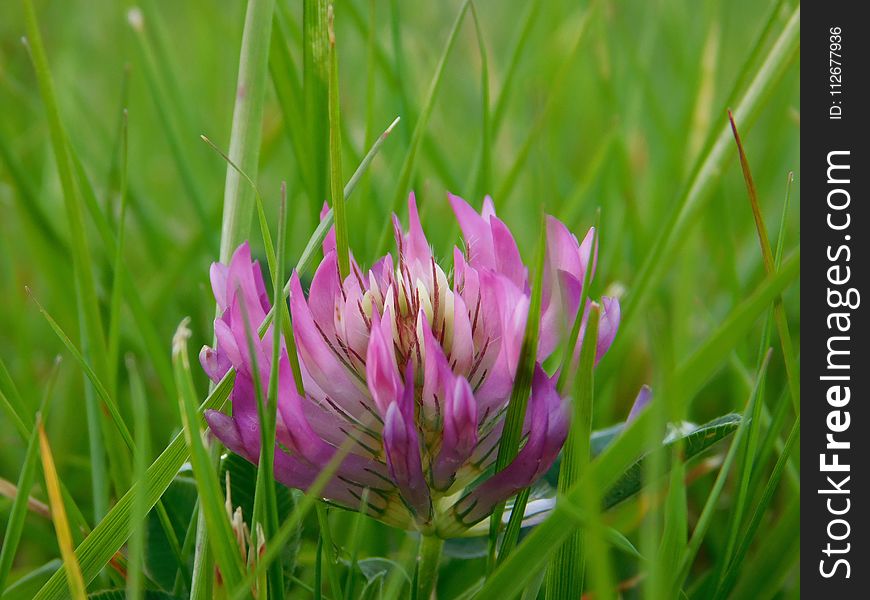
[327,3,350,279]
[544,305,600,598]
[173,321,245,591]
[22,0,111,522]
[228,435,367,600]
[489,218,547,566]
[714,415,800,598]
[674,249,799,401]
[728,111,800,414]
[315,504,344,599]
[0,358,60,592]
[125,357,150,600]
[106,110,129,397]
[126,8,216,250]
[218,0,275,262]
[33,378,235,599]
[476,247,800,599]
[377,0,471,254]
[469,2,491,198]
[295,116,400,277]
[672,352,773,593]
[616,6,800,342]
[304,0,330,209]
[38,420,87,600]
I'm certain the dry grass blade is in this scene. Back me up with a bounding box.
[38,419,87,600]
[728,111,800,414]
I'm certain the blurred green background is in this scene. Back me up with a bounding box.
[0,0,799,596]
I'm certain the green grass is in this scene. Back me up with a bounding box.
[1,0,799,598]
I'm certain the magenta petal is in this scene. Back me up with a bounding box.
[627,385,652,423]
[383,365,431,521]
[320,201,336,255]
[289,272,372,420]
[210,263,230,312]
[405,192,432,267]
[453,366,567,525]
[448,193,495,269]
[199,344,231,383]
[538,270,582,360]
[481,195,496,220]
[226,242,269,324]
[365,308,403,415]
[490,216,526,288]
[205,410,253,461]
[596,296,620,363]
[308,250,341,341]
[432,376,477,490]
[214,318,243,372]
[450,293,474,376]
[419,311,452,424]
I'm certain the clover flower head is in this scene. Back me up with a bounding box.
[200,193,620,536]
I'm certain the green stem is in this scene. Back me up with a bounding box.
[416,535,444,600]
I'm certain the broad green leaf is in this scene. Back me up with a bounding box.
[143,479,197,593]
[602,414,741,509]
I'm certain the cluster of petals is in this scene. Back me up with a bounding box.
[200,193,620,536]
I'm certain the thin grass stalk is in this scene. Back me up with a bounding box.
[343,489,370,600]
[672,352,773,591]
[238,258,285,599]
[545,305,600,599]
[69,156,178,401]
[416,534,445,600]
[173,321,245,592]
[617,6,800,341]
[33,116,396,600]
[269,7,317,221]
[316,504,344,598]
[0,358,60,592]
[728,111,800,414]
[713,135,791,582]
[125,357,149,600]
[107,110,130,398]
[376,0,472,254]
[126,10,215,250]
[22,0,111,523]
[33,373,235,600]
[219,0,275,262]
[469,3,491,199]
[264,191,289,598]
[714,416,800,598]
[314,536,324,600]
[487,218,547,569]
[475,250,800,598]
[327,3,350,279]
[304,0,330,211]
[228,434,368,600]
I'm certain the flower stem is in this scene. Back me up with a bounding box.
[416,535,444,600]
